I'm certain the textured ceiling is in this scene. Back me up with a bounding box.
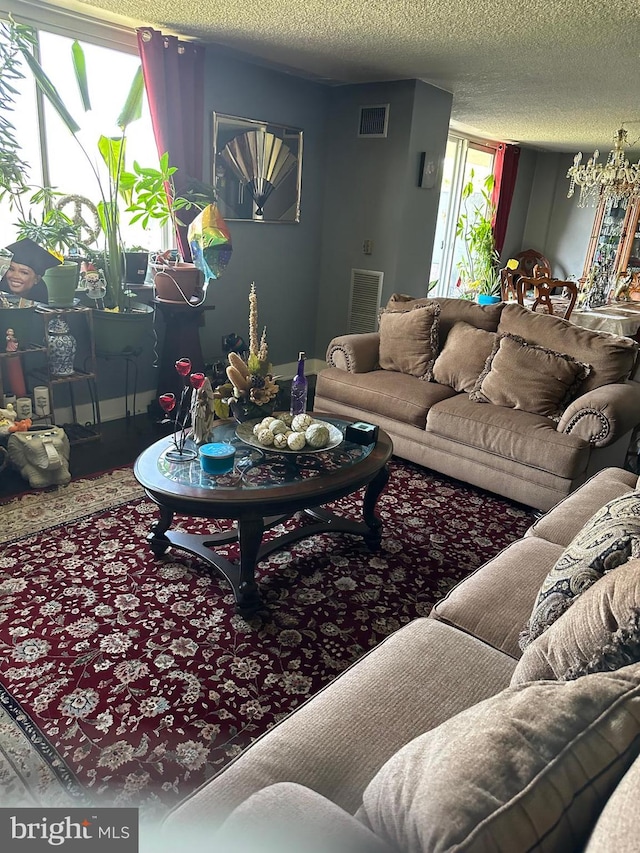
[42,0,640,154]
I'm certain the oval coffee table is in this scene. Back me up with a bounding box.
[134,415,393,615]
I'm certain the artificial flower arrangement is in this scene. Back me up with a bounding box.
[214,283,279,420]
[159,358,206,461]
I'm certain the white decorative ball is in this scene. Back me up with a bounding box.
[291,413,314,432]
[280,412,293,427]
[273,432,289,449]
[257,428,275,446]
[253,422,263,436]
[306,422,330,449]
[260,417,276,429]
[287,431,307,451]
[269,419,287,435]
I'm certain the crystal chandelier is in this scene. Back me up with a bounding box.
[567,127,640,207]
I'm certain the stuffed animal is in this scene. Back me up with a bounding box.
[0,405,17,436]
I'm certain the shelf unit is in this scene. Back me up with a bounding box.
[33,304,101,444]
[583,197,640,279]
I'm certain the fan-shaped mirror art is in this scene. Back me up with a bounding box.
[213,113,303,223]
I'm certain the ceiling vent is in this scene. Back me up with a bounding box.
[348,269,384,333]
[358,105,389,138]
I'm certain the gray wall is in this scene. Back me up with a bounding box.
[503,148,595,281]
[200,51,329,368]
[314,79,452,353]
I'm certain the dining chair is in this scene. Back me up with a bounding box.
[517,275,579,320]
[500,249,552,301]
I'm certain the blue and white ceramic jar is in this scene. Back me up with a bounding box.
[47,317,76,376]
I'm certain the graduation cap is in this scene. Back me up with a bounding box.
[4,239,62,277]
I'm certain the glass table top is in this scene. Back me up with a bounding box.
[157,416,375,492]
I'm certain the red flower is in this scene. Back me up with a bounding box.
[159,393,176,413]
[175,358,192,377]
[190,373,206,390]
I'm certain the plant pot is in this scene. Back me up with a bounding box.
[92,302,154,356]
[124,252,149,285]
[477,294,501,305]
[43,262,79,308]
[153,263,204,304]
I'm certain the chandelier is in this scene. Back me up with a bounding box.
[567,127,640,207]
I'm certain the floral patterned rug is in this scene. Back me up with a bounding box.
[0,461,534,819]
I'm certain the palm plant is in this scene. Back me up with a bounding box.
[456,172,500,296]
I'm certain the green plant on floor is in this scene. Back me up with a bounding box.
[456,171,501,297]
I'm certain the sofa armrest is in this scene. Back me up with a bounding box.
[326,333,380,373]
[557,382,640,446]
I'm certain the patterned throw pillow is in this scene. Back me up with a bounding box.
[470,332,591,421]
[378,303,440,380]
[512,559,640,685]
[519,492,640,651]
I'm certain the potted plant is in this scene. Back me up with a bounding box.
[121,155,215,303]
[456,172,502,304]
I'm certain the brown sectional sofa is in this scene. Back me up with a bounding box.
[163,466,640,852]
[314,296,640,511]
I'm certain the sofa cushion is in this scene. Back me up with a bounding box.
[426,393,590,480]
[315,367,457,429]
[498,302,638,393]
[525,467,638,548]
[431,321,496,392]
[385,294,503,349]
[378,303,440,379]
[214,782,394,853]
[585,756,640,853]
[512,559,640,685]
[470,332,591,421]
[431,536,564,659]
[521,491,640,651]
[357,663,640,853]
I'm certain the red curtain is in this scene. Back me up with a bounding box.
[491,143,521,256]
[136,27,206,260]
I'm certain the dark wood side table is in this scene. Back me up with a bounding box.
[133,416,393,616]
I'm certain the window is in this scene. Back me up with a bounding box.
[429,136,496,298]
[0,19,162,252]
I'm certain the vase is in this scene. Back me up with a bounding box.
[477,294,501,305]
[47,317,76,376]
[230,398,276,424]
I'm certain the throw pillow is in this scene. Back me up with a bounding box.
[357,663,640,853]
[498,302,639,393]
[378,303,440,380]
[470,332,591,420]
[511,558,640,685]
[519,491,640,651]
[431,321,496,392]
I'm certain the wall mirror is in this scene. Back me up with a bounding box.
[212,112,303,223]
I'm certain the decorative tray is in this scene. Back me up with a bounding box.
[235,419,343,454]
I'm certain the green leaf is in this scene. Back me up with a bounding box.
[116,66,143,130]
[71,40,91,112]
[20,48,81,134]
[98,134,125,186]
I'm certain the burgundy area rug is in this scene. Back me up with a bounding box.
[0,461,534,819]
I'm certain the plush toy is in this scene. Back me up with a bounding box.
[9,417,32,432]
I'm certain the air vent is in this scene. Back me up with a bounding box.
[358,105,389,138]
[348,269,384,333]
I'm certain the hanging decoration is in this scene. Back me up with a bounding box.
[567,126,640,207]
[221,130,297,218]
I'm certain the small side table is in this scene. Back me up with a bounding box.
[154,299,215,398]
